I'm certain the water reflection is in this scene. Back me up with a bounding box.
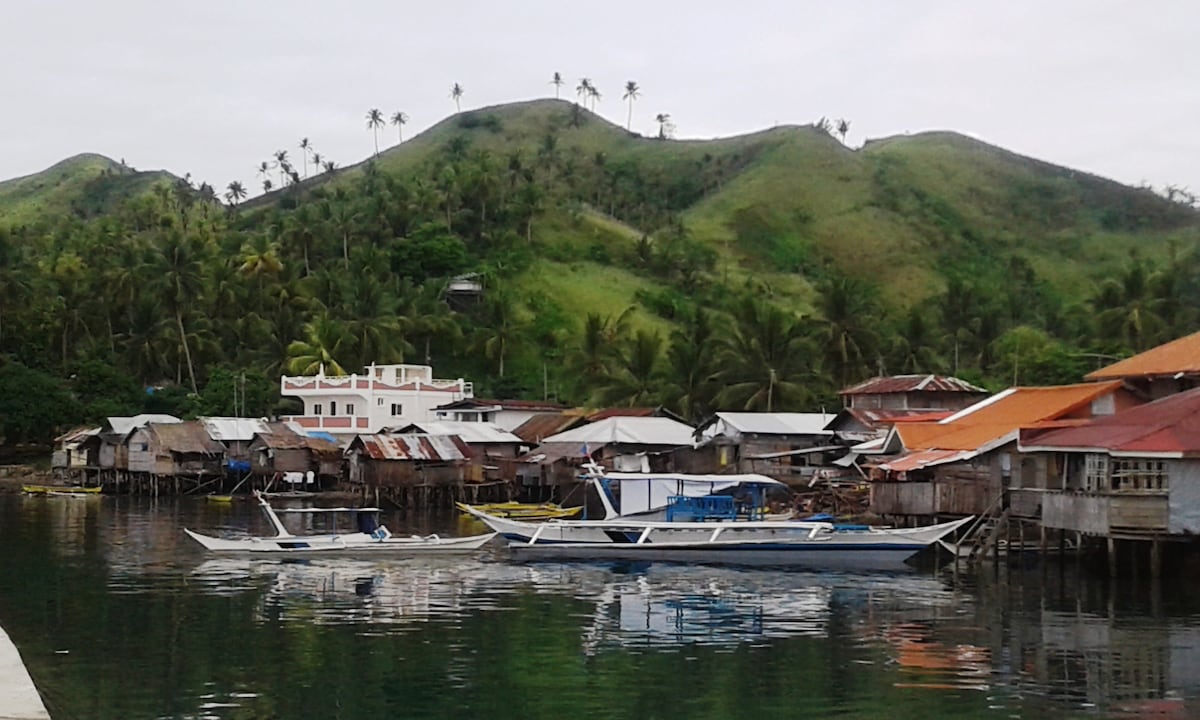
[6,494,1200,719]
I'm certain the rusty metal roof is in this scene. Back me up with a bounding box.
[351,434,472,461]
[252,423,342,456]
[1021,386,1200,456]
[839,375,988,396]
[512,413,587,443]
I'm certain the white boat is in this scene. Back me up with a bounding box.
[184,493,495,555]
[463,466,971,570]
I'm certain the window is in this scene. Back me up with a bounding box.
[346,403,355,416]
[330,401,338,415]
[1110,459,1168,492]
[1084,454,1107,492]
[377,398,384,406]
[313,404,323,416]
[391,403,403,416]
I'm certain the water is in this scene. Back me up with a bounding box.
[1,495,1199,719]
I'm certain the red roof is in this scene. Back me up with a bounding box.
[840,374,988,396]
[1085,330,1200,380]
[1021,386,1200,456]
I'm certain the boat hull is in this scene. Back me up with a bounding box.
[507,541,929,571]
[463,506,972,570]
[184,528,496,555]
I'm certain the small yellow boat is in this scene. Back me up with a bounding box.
[207,495,235,503]
[22,484,102,495]
[455,501,582,520]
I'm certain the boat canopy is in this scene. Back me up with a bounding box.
[602,472,785,517]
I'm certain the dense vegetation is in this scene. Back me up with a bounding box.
[1,99,1199,446]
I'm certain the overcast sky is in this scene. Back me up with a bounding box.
[3,1,1198,199]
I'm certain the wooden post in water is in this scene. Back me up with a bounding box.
[1151,537,1162,579]
[1107,537,1117,578]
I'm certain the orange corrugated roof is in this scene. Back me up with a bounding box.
[1085,330,1200,380]
[896,381,1125,452]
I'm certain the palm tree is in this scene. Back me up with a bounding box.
[366,109,384,155]
[818,274,882,387]
[576,78,592,106]
[311,152,323,173]
[261,178,273,194]
[224,180,246,207]
[550,72,564,98]
[715,298,819,412]
[450,83,464,112]
[661,309,718,420]
[256,161,271,184]
[622,81,640,131]
[588,83,601,111]
[298,138,311,177]
[322,160,337,175]
[835,118,850,145]
[287,312,352,376]
[594,329,665,406]
[390,111,409,143]
[158,234,205,394]
[273,150,290,186]
[655,113,671,139]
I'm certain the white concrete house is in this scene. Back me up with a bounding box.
[280,363,473,439]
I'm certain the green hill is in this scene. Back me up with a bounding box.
[2,98,1199,438]
[0,153,173,226]
[275,99,1196,312]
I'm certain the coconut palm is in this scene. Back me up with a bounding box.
[655,113,671,139]
[818,274,882,387]
[322,160,337,175]
[835,118,850,144]
[576,78,592,106]
[390,111,409,143]
[157,234,205,394]
[450,83,464,112]
[661,309,718,421]
[298,138,311,176]
[550,72,564,98]
[287,311,352,376]
[273,150,289,186]
[588,83,601,111]
[311,152,323,174]
[715,297,819,412]
[622,81,640,131]
[593,329,665,407]
[366,109,384,155]
[261,178,273,194]
[224,181,246,206]
[256,161,271,183]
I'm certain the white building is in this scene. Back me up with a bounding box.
[280,364,473,439]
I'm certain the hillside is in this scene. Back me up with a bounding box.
[262,99,1197,311]
[2,98,1200,441]
[0,153,174,226]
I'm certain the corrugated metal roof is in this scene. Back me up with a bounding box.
[1085,330,1200,380]
[253,422,342,455]
[1020,386,1200,456]
[200,416,271,442]
[877,449,976,472]
[106,414,181,436]
[705,412,836,437]
[512,413,587,443]
[148,422,225,455]
[894,381,1128,453]
[352,434,472,461]
[55,426,100,445]
[839,374,988,396]
[541,417,695,446]
[387,421,522,445]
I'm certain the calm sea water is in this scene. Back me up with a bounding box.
[1,494,1199,719]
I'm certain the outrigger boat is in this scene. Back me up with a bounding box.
[184,492,496,555]
[463,466,972,571]
[22,484,102,495]
[455,501,582,520]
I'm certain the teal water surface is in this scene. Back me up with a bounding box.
[0,494,1198,719]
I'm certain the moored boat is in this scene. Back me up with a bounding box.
[465,465,971,570]
[184,492,495,555]
[455,501,582,520]
[22,484,102,495]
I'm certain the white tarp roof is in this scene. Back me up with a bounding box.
[540,417,695,447]
[605,472,785,517]
[700,412,835,441]
[200,417,272,442]
[106,414,182,436]
[391,421,522,445]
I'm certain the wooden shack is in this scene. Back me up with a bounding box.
[248,424,343,481]
[694,412,839,481]
[346,433,473,508]
[126,421,225,492]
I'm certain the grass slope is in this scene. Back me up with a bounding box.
[0,154,172,227]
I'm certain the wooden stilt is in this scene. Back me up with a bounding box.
[1151,538,1162,580]
[1108,537,1117,578]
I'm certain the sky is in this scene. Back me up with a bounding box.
[2,0,1198,199]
